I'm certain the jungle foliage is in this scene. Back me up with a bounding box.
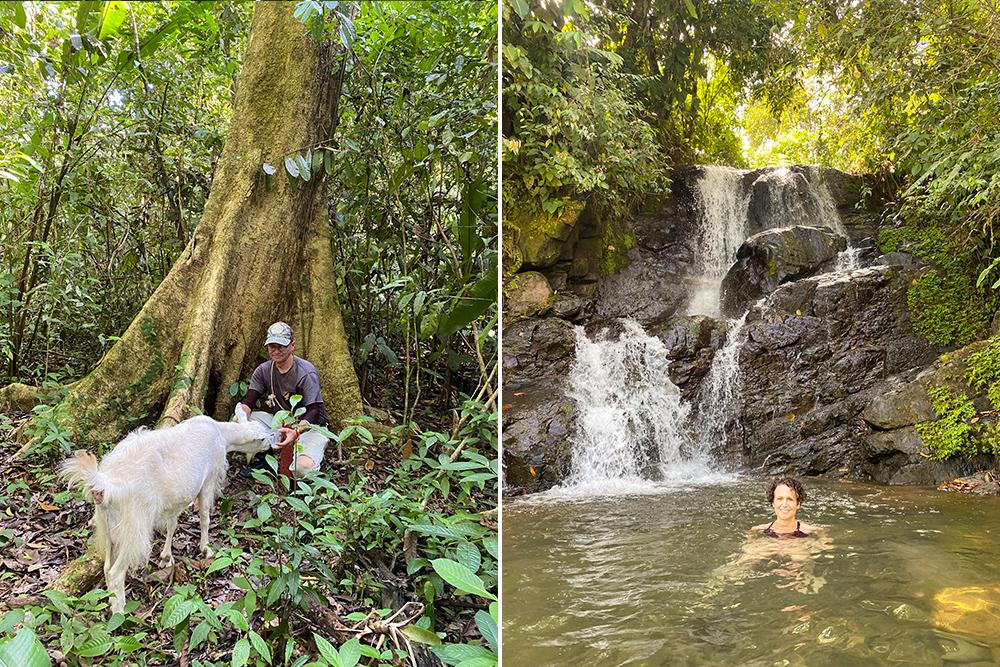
[504,0,999,344]
[0,1,497,665]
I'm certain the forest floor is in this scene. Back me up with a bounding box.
[0,410,491,664]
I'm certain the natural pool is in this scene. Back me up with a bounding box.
[502,478,1000,666]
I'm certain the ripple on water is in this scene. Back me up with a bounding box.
[503,479,1000,666]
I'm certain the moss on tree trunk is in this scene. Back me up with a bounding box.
[2,1,362,445]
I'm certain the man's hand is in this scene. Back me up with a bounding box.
[240,403,252,419]
[274,426,297,449]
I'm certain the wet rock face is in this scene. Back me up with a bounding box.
[720,225,847,317]
[502,317,578,494]
[734,262,951,479]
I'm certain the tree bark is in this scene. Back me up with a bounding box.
[2,1,362,444]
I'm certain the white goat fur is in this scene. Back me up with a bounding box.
[59,415,273,612]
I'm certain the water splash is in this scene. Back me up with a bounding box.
[559,320,731,494]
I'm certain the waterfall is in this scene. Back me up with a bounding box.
[561,320,727,492]
[686,166,752,318]
[692,313,749,453]
[555,165,859,493]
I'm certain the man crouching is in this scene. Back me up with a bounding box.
[238,321,330,477]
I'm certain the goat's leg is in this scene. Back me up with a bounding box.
[105,550,131,614]
[197,489,213,558]
[157,515,178,568]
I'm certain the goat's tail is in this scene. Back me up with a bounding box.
[59,450,109,500]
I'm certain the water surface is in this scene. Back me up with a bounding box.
[502,479,1000,666]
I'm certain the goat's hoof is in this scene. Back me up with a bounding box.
[157,556,174,569]
[200,546,214,558]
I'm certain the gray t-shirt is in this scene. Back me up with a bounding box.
[248,356,328,426]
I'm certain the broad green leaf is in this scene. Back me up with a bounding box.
[474,610,498,650]
[0,610,24,634]
[437,257,498,338]
[455,658,497,667]
[683,0,698,19]
[431,558,495,599]
[98,1,127,40]
[249,631,271,662]
[284,156,300,178]
[509,0,529,19]
[14,2,27,29]
[482,534,498,559]
[338,637,361,667]
[206,556,234,574]
[455,542,481,573]
[190,621,212,650]
[432,643,494,665]
[313,633,340,665]
[231,638,250,667]
[402,625,442,646]
[0,627,50,667]
[161,596,194,628]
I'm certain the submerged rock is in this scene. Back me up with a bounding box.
[720,225,847,316]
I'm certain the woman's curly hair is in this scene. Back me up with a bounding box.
[767,476,806,504]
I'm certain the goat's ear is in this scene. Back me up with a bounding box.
[91,488,104,504]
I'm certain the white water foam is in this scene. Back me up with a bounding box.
[553,319,731,496]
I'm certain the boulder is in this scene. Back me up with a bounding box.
[720,225,847,316]
[502,317,579,494]
[734,262,948,478]
[505,202,585,269]
[504,271,553,320]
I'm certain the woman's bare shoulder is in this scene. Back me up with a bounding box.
[749,523,769,533]
[800,522,824,535]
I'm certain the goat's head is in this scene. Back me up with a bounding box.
[227,421,281,457]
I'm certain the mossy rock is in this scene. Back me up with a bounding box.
[505,202,585,269]
[504,271,553,320]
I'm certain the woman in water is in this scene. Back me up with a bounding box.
[751,476,821,538]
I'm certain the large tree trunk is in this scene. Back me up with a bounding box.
[3,2,362,444]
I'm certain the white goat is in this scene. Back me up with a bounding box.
[59,415,277,612]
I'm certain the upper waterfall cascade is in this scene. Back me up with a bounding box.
[558,165,859,493]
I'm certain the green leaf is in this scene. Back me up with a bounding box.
[455,658,497,667]
[0,628,50,667]
[76,628,113,658]
[431,558,495,600]
[249,631,272,663]
[76,1,101,32]
[98,1,127,40]
[160,596,194,628]
[510,0,529,19]
[284,156,300,178]
[13,2,27,29]
[231,638,250,667]
[437,257,498,338]
[0,610,24,634]
[337,12,357,49]
[295,153,312,181]
[402,626,442,646]
[190,621,212,650]
[432,643,494,666]
[683,0,698,19]
[313,633,340,665]
[206,556,234,574]
[482,535,498,560]
[474,610,498,650]
[338,638,362,667]
[455,542,481,573]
